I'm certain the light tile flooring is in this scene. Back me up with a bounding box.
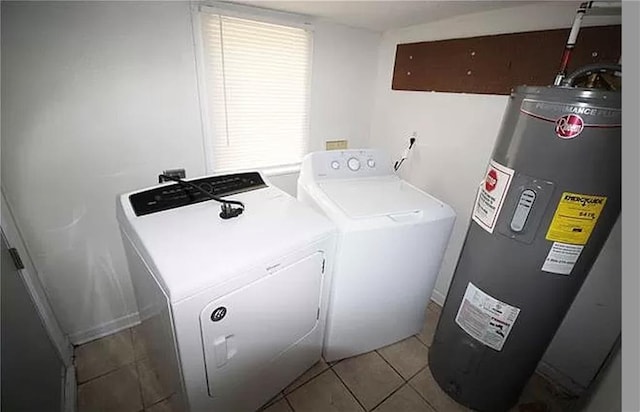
[75,303,577,412]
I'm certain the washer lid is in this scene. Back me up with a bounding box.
[318,176,445,219]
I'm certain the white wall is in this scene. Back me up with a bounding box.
[1,1,379,343]
[309,20,379,151]
[2,1,206,343]
[369,1,620,304]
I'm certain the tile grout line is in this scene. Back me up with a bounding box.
[369,348,417,411]
[375,348,410,384]
[406,365,442,412]
[132,341,147,411]
[282,368,335,406]
[75,357,138,387]
[405,363,428,383]
[414,332,431,349]
[76,328,146,412]
[368,380,409,411]
[262,359,330,410]
[325,368,369,412]
[283,395,295,412]
[128,328,146,411]
[144,395,171,411]
[258,391,284,411]
[376,306,438,380]
[282,361,329,397]
[326,350,407,411]
[75,328,138,386]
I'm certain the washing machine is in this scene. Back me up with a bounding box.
[116,171,336,412]
[298,149,456,361]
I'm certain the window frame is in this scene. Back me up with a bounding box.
[191,2,315,175]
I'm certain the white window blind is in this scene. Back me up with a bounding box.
[199,11,311,172]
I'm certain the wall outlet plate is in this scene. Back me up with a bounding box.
[159,168,186,183]
[325,140,348,151]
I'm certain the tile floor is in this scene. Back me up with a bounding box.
[75,302,578,412]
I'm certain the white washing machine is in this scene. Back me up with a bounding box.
[298,149,456,362]
[116,172,336,412]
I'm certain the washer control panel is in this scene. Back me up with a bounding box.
[308,149,390,180]
[129,172,266,216]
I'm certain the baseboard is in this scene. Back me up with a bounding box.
[69,312,141,345]
[64,365,77,412]
[430,288,446,307]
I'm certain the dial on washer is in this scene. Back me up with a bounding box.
[347,157,361,171]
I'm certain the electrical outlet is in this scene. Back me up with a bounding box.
[159,168,186,183]
[326,139,348,151]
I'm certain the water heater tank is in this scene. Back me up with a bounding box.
[428,85,621,412]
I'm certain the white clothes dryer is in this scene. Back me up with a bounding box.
[117,172,336,412]
[298,149,455,362]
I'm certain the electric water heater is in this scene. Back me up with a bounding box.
[428,81,621,411]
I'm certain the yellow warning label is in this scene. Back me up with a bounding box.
[545,192,607,245]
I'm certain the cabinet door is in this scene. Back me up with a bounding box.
[200,252,324,399]
[1,233,65,412]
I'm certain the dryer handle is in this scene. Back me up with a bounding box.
[387,210,423,223]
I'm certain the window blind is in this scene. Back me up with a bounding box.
[199,11,311,172]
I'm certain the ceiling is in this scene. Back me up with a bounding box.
[229,1,540,32]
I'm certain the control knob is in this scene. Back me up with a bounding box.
[347,157,361,171]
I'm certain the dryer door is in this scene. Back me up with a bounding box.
[200,251,324,399]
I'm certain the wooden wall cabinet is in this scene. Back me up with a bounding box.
[392,25,621,95]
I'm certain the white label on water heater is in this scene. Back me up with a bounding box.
[472,160,515,233]
[541,242,584,275]
[455,283,521,351]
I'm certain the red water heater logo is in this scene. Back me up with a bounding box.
[555,114,584,139]
[485,169,498,192]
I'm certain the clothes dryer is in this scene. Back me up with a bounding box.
[117,172,336,411]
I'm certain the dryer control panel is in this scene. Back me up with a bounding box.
[305,149,392,180]
[129,172,267,216]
